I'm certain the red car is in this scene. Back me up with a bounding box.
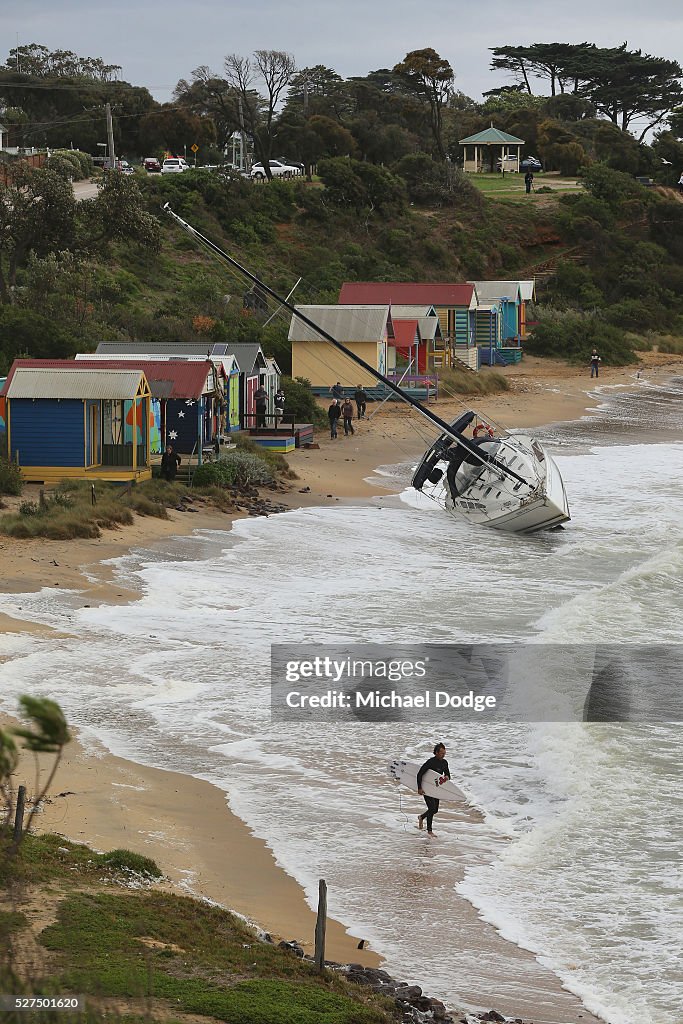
[143,157,161,173]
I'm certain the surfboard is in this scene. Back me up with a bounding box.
[389,758,462,802]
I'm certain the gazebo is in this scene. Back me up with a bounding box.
[459,125,525,173]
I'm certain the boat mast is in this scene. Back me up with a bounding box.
[163,205,528,487]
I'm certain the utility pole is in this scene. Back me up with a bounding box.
[238,94,248,171]
[105,102,116,170]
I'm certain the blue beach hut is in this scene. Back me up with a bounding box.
[2,364,152,484]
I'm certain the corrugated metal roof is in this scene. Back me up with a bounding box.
[6,367,145,400]
[83,349,241,374]
[416,317,439,340]
[70,359,215,399]
[289,305,389,343]
[391,320,419,347]
[459,127,525,145]
[470,281,522,303]
[339,282,475,307]
[96,341,212,356]
[13,359,218,399]
[221,343,266,373]
[389,305,436,319]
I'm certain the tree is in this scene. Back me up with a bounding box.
[224,50,296,178]
[490,43,596,97]
[393,49,454,160]
[1,696,71,853]
[139,103,216,157]
[583,46,683,139]
[78,171,161,250]
[0,164,75,303]
[174,66,242,152]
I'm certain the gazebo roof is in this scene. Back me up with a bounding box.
[459,127,525,145]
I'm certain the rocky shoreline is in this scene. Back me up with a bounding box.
[277,939,526,1024]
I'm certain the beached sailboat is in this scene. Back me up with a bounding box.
[163,205,570,534]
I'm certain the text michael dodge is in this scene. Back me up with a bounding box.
[284,689,497,711]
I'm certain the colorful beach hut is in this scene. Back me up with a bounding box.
[2,363,152,483]
[338,282,477,368]
[289,305,389,391]
[73,358,225,457]
[470,282,523,343]
[92,342,242,433]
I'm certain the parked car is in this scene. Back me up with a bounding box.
[143,157,162,173]
[161,158,189,174]
[275,156,305,173]
[496,154,522,171]
[250,159,302,180]
[520,156,543,172]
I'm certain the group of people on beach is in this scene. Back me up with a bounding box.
[327,382,368,439]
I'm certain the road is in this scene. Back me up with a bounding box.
[72,179,99,201]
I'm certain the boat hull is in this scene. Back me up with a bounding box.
[417,435,570,534]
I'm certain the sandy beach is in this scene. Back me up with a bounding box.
[2,353,681,1019]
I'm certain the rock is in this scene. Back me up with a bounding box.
[298,486,311,493]
[277,940,304,958]
[395,985,422,999]
[481,1012,506,1023]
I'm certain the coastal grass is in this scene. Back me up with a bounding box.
[1,835,397,1024]
[439,366,511,396]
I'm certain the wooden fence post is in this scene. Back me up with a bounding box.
[314,878,327,971]
[13,785,26,842]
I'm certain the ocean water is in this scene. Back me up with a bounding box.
[1,377,682,1024]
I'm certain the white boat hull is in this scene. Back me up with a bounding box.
[416,433,570,534]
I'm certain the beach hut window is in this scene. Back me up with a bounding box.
[103,400,124,445]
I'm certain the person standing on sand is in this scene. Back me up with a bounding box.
[590,349,602,378]
[160,445,181,482]
[417,742,450,838]
[341,397,355,436]
[328,399,341,439]
[354,385,368,420]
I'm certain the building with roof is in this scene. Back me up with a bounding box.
[1,363,152,483]
[289,305,389,389]
[470,280,536,343]
[459,126,525,174]
[338,283,478,368]
[91,340,279,431]
[72,358,224,457]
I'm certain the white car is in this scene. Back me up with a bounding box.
[161,158,189,174]
[250,159,301,180]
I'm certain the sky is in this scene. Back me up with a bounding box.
[2,0,682,105]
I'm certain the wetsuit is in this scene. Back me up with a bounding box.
[417,755,450,833]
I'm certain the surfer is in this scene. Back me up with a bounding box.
[417,743,450,838]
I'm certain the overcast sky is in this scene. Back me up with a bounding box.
[3,0,682,104]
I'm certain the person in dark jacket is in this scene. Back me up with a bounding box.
[328,399,341,439]
[417,743,450,837]
[354,386,368,420]
[341,398,355,436]
[524,171,534,194]
[254,385,269,428]
[160,445,181,482]
[329,381,344,401]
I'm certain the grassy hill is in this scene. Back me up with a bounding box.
[1,162,682,376]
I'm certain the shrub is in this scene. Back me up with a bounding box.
[192,451,274,489]
[19,501,39,516]
[0,458,22,496]
[101,849,162,879]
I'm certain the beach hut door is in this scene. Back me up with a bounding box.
[88,403,101,467]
